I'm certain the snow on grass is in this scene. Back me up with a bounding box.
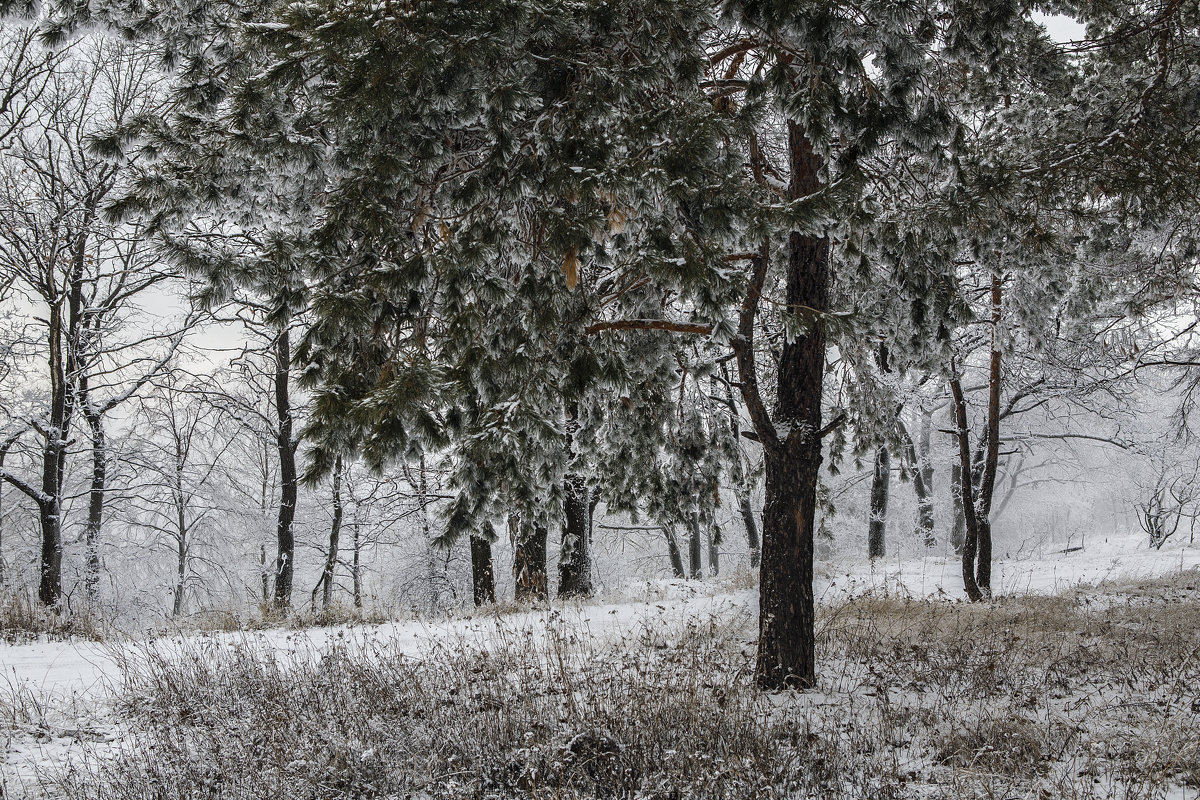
[2,535,1198,798]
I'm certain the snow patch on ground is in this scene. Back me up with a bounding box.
[2,534,1197,797]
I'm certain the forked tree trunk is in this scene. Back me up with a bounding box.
[899,412,937,548]
[948,275,1003,602]
[470,535,495,605]
[868,446,889,559]
[557,473,593,598]
[744,123,829,691]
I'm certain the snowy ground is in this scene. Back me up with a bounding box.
[2,533,1198,797]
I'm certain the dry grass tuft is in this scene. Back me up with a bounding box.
[0,590,109,644]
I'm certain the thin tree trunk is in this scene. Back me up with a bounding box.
[661,525,686,578]
[918,409,936,546]
[0,438,13,588]
[707,523,721,576]
[868,446,889,559]
[511,515,548,601]
[949,461,966,552]
[352,520,362,609]
[173,535,186,617]
[319,456,343,609]
[557,473,593,598]
[172,470,187,616]
[273,328,297,609]
[470,535,495,606]
[83,410,105,602]
[260,544,270,603]
[415,456,448,612]
[687,506,703,579]
[719,363,761,568]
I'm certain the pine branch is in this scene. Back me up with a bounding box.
[583,320,714,336]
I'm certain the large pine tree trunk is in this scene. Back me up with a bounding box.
[868,446,889,559]
[511,516,548,602]
[753,123,829,691]
[273,328,297,609]
[557,473,592,598]
[470,535,495,605]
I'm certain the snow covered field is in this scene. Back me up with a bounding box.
[2,534,1198,798]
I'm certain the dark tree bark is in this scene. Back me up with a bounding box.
[739,497,761,569]
[511,516,548,602]
[351,520,362,609]
[868,446,889,559]
[948,276,1003,601]
[687,507,703,579]
[313,455,343,610]
[470,535,496,606]
[83,407,105,602]
[35,248,85,607]
[734,123,830,690]
[557,473,593,598]
[662,525,686,578]
[172,496,187,617]
[273,327,298,609]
